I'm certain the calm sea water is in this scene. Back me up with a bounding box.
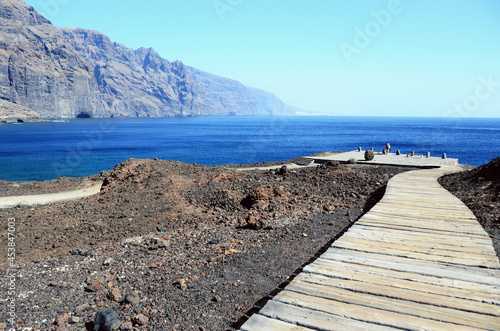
[1,116,499,182]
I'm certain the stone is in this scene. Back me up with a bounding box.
[103,257,114,266]
[176,278,187,291]
[107,288,122,302]
[93,309,121,331]
[442,153,447,159]
[55,313,70,325]
[124,292,140,305]
[70,316,81,324]
[120,321,133,330]
[364,150,374,161]
[85,279,104,292]
[277,165,288,175]
[75,303,90,315]
[324,161,339,167]
[133,314,149,326]
[244,211,262,229]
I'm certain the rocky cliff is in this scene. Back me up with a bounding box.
[0,0,293,121]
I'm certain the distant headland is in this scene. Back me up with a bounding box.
[0,0,299,123]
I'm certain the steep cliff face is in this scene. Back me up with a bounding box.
[61,28,203,117]
[0,0,293,120]
[0,0,104,119]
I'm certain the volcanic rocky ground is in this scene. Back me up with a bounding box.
[0,157,498,330]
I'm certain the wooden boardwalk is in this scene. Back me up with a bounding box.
[241,166,500,330]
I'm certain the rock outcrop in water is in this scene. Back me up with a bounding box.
[0,0,293,121]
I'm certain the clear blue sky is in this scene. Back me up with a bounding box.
[23,0,500,117]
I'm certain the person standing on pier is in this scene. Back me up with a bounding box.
[384,142,391,155]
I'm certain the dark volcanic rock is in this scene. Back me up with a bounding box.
[0,0,292,120]
[364,150,375,161]
[93,309,120,331]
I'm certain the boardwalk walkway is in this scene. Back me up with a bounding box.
[241,166,500,330]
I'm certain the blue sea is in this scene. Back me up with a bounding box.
[1,116,499,182]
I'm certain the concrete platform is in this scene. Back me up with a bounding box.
[305,150,459,167]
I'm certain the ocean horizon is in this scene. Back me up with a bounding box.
[1,116,499,182]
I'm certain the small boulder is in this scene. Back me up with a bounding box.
[277,165,288,175]
[55,313,70,325]
[93,309,120,331]
[124,292,140,305]
[85,279,104,292]
[107,288,122,302]
[244,211,262,229]
[103,257,114,266]
[133,313,149,326]
[75,303,90,315]
[175,278,187,291]
[324,161,339,167]
[364,150,374,161]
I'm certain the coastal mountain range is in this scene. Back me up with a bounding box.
[0,0,296,122]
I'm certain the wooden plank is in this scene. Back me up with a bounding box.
[257,299,395,331]
[357,216,488,236]
[321,248,500,284]
[291,273,500,319]
[361,211,480,226]
[240,314,315,331]
[355,220,490,238]
[352,224,495,247]
[331,240,499,266]
[273,290,480,330]
[340,229,498,255]
[369,202,477,216]
[308,258,500,297]
[335,235,499,259]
